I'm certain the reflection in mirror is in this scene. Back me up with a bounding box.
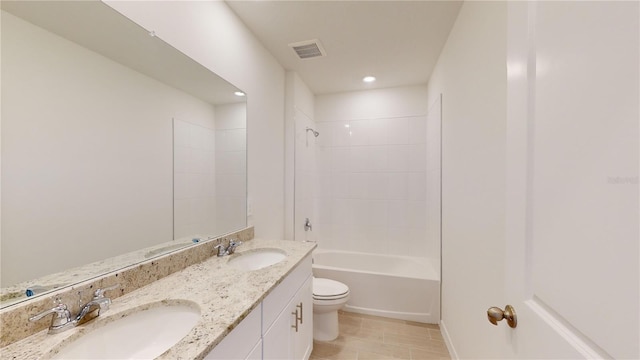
[173,103,247,239]
[0,1,247,308]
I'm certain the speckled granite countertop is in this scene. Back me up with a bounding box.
[0,236,198,307]
[0,238,316,360]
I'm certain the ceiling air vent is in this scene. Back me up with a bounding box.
[289,39,326,60]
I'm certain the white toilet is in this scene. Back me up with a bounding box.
[312,277,350,341]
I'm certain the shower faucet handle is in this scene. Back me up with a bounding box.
[304,218,313,232]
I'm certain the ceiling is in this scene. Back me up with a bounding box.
[2,1,245,105]
[226,0,463,95]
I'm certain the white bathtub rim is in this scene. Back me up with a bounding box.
[312,249,439,281]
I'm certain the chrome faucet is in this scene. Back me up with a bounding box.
[29,284,120,334]
[304,218,312,232]
[213,238,243,257]
[74,285,117,325]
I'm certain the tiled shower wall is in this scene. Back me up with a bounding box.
[214,103,247,233]
[294,107,319,242]
[174,118,217,238]
[426,96,442,270]
[313,86,432,257]
[173,102,246,239]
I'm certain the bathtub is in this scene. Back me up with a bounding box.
[312,250,440,324]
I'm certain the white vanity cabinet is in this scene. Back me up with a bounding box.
[205,254,313,360]
[263,276,313,360]
[263,256,313,360]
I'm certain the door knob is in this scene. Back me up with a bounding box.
[487,305,517,328]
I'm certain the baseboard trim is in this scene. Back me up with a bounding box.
[440,319,459,360]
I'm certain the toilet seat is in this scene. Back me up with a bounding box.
[313,278,349,300]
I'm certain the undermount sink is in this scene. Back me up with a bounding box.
[227,248,287,271]
[49,302,200,359]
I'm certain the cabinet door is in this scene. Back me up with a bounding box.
[292,276,313,360]
[245,339,262,360]
[263,296,295,360]
[204,306,261,360]
[263,256,313,360]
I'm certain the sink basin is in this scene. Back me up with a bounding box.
[228,248,287,271]
[49,302,200,359]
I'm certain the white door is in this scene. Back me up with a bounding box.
[503,2,638,359]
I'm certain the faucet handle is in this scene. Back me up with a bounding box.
[29,299,71,330]
[227,239,242,255]
[214,243,228,257]
[93,284,120,299]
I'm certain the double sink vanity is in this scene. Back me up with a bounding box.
[0,234,316,359]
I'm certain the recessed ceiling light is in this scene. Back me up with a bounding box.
[363,76,376,83]
[234,91,245,97]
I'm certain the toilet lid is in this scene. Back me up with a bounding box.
[313,278,349,298]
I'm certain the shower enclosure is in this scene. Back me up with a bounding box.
[292,85,443,322]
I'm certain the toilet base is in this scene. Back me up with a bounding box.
[313,311,339,341]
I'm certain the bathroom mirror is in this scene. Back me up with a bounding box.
[0,1,247,308]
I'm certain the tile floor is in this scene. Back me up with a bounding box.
[310,311,451,360]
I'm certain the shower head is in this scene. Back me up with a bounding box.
[306,127,320,137]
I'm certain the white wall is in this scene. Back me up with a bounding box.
[314,86,431,257]
[1,11,217,285]
[425,2,507,358]
[105,0,286,238]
